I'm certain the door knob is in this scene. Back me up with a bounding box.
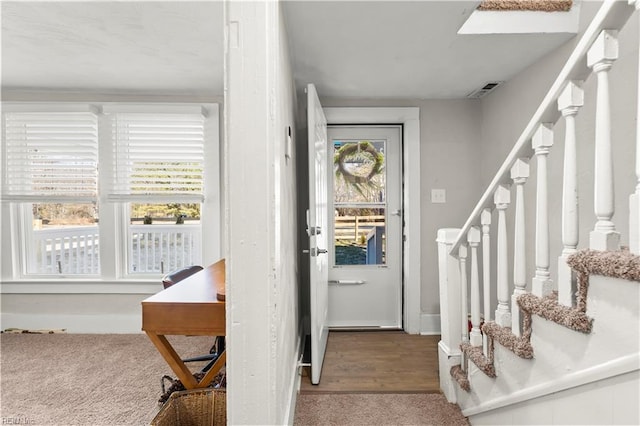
[317,248,328,254]
[391,209,402,216]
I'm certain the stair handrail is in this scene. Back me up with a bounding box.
[449,0,636,258]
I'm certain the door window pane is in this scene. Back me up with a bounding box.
[333,140,386,204]
[333,139,387,266]
[334,207,386,266]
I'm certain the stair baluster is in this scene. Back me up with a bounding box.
[458,243,469,373]
[532,123,554,297]
[481,208,492,356]
[557,81,584,307]
[588,30,621,251]
[510,158,529,336]
[459,243,469,347]
[494,184,511,327]
[468,227,482,346]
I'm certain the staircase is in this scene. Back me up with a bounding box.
[437,1,640,424]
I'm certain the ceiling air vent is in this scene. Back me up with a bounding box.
[467,81,503,99]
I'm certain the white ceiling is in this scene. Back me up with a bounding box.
[1,1,224,97]
[1,1,578,99]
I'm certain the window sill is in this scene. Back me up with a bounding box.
[0,280,163,294]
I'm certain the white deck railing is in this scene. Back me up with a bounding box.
[438,0,639,384]
[129,224,202,274]
[31,224,201,275]
[31,226,100,275]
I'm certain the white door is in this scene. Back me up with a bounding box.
[307,83,329,384]
[327,125,403,329]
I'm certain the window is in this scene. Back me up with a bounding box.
[1,103,219,281]
[107,109,206,274]
[2,109,100,275]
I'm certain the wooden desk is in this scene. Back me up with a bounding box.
[142,259,226,389]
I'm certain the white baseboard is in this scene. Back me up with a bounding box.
[1,313,142,333]
[283,334,303,425]
[285,361,302,425]
[420,313,441,335]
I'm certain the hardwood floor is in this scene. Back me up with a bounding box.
[299,331,441,394]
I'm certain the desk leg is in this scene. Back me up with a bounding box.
[145,332,199,389]
[198,350,226,387]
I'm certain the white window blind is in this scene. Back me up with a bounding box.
[109,113,205,202]
[2,112,98,202]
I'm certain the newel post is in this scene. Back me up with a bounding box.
[436,228,462,403]
[532,123,554,297]
[511,158,529,336]
[494,184,511,327]
[557,81,584,306]
[587,30,621,251]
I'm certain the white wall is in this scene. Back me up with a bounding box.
[319,98,482,321]
[274,6,302,425]
[224,2,300,424]
[1,294,145,333]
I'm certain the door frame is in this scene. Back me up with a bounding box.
[324,107,421,334]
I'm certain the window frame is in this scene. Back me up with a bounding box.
[0,102,220,291]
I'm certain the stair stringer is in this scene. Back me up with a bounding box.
[452,274,639,424]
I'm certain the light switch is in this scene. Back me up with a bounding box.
[431,189,446,204]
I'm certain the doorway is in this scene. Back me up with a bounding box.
[303,104,422,386]
[327,125,403,329]
[323,107,421,334]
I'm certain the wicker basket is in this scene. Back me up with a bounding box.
[151,388,226,426]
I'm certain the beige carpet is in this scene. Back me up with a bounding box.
[294,393,469,426]
[0,333,215,425]
[478,0,572,12]
[2,333,467,425]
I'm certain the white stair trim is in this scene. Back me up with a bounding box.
[462,352,640,417]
